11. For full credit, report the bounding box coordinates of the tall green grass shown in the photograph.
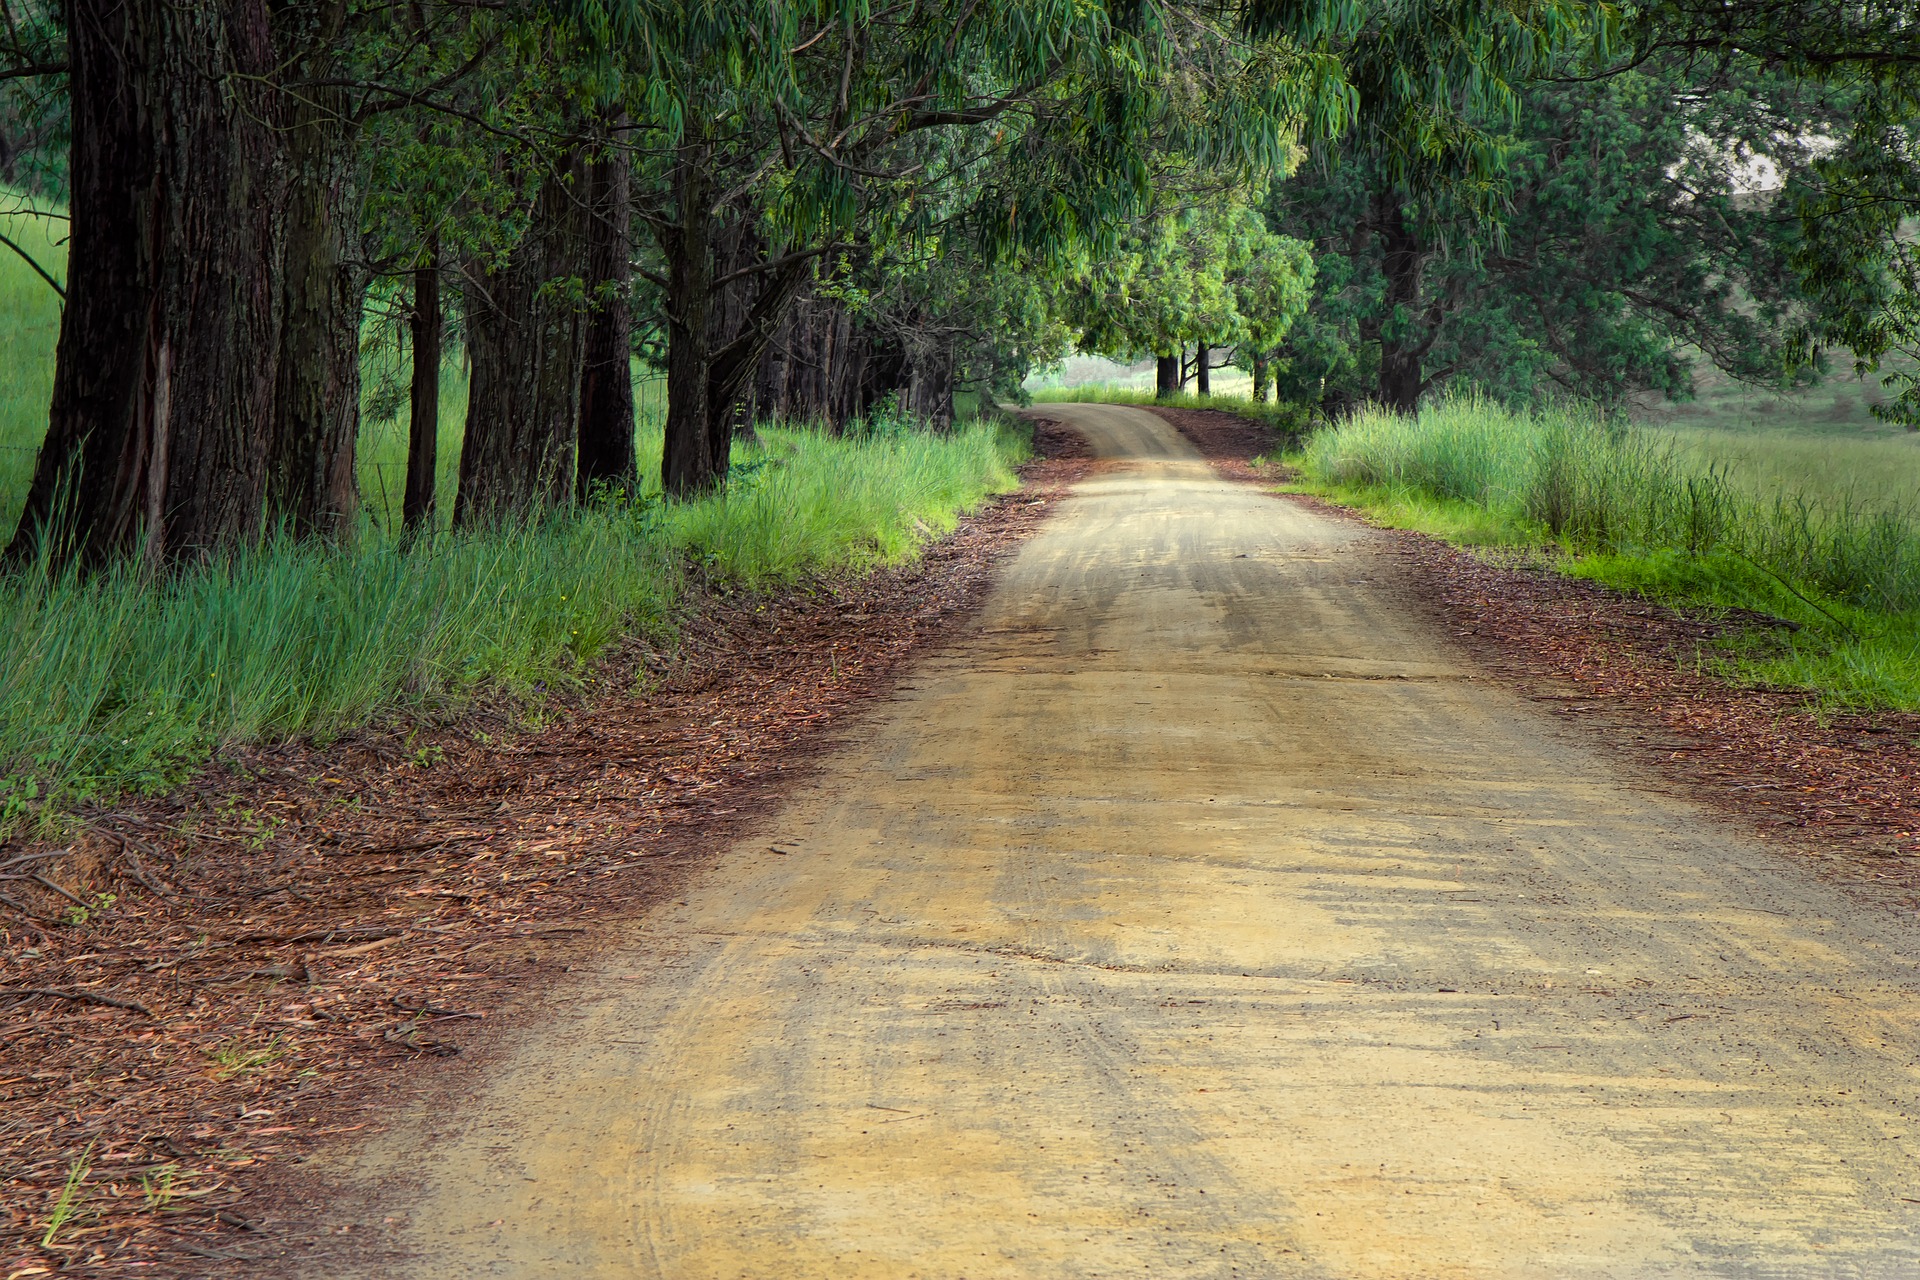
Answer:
[0,193,65,540]
[0,420,1027,827]
[1295,394,1920,710]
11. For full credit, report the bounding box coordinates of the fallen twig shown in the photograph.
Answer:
[2,987,154,1017]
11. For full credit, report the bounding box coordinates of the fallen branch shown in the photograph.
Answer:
[3,987,154,1017]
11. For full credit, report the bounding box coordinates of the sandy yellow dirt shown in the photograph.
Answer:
[313,404,1920,1278]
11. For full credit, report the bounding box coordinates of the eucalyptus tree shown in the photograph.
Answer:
[1639,0,1920,426]
[585,0,1348,494]
[3,0,513,565]
[1249,0,1606,412]
[1266,52,1824,413]
[1062,196,1314,397]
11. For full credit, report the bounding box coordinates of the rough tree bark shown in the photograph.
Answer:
[267,76,364,540]
[7,0,285,568]
[1252,350,1271,402]
[1195,343,1212,396]
[1155,354,1179,399]
[658,138,717,497]
[404,242,441,531]
[907,332,955,430]
[456,154,590,525]
[1374,193,1428,414]
[656,138,815,495]
[577,135,636,499]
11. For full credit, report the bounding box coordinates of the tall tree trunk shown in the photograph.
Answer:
[7,0,284,568]
[1252,350,1271,403]
[577,135,636,500]
[404,242,441,532]
[1375,193,1426,414]
[658,140,717,497]
[908,333,955,429]
[456,154,589,525]
[1195,343,1212,396]
[268,90,363,540]
[1155,354,1179,400]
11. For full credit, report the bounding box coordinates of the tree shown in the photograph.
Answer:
[1267,54,1822,413]
[1248,0,1604,413]
[1061,196,1314,397]
[591,0,1347,494]
[3,0,506,565]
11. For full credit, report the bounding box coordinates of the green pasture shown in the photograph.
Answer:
[1293,394,1920,713]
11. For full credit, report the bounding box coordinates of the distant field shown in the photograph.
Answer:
[0,192,65,540]
[1634,357,1920,531]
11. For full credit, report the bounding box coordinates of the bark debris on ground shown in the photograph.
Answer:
[0,422,1094,1277]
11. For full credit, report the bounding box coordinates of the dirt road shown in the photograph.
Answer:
[316,404,1920,1278]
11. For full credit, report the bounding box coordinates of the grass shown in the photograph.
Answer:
[1293,394,1920,711]
[41,1141,92,1248]
[0,417,1027,828]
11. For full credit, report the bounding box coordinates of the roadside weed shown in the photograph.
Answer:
[210,1034,287,1079]
[41,1141,93,1247]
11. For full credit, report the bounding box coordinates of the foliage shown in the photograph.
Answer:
[1061,195,1315,361]
[1267,48,1827,413]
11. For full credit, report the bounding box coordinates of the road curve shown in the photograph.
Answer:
[321,404,1920,1278]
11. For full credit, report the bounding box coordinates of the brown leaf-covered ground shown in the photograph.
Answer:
[1151,404,1920,890]
[0,422,1095,1278]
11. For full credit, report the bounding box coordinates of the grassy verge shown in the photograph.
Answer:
[0,418,1029,830]
[1291,395,1920,711]
[1028,385,1309,437]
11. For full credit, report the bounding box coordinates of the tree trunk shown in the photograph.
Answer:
[456,154,589,525]
[577,138,636,500]
[908,334,955,429]
[658,140,717,497]
[1252,350,1271,403]
[1195,343,1212,396]
[1155,354,1179,400]
[267,91,363,540]
[7,0,284,568]
[1375,193,1426,414]
[404,244,441,532]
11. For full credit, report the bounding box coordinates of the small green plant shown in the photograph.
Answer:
[61,891,116,927]
[41,1141,93,1247]
[209,1033,287,1079]
[140,1164,182,1213]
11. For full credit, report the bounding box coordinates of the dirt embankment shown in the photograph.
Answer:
[0,423,1093,1277]
[1151,403,1920,887]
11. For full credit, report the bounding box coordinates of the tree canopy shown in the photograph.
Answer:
[0,0,1917,572]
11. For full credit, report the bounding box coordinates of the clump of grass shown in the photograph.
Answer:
[209,1034,287,1079]
[0,418,1025,830]
[1294,393,1920,710]
[41,1140,93,1247]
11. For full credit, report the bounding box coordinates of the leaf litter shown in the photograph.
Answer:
[0,427,1094,1276]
